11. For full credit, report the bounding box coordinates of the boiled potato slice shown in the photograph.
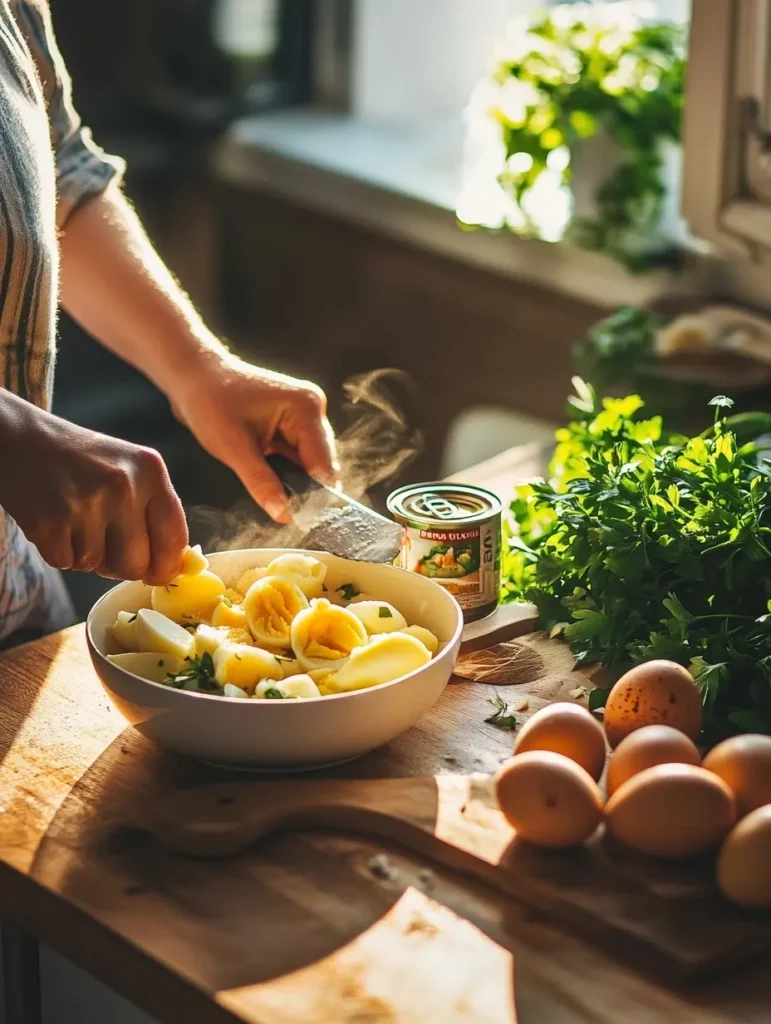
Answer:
[194,624,231,658]
[348,600,407,635]
[213,643,282,694]
[401,624,440,655]
[244,576,309,647]
[266,553,327,599]
[135,609,195,660]
[332,632,430,691]
[291,599,368,672]
[211,596,249,630]
[107,651,186,683]
[151,570,226,624]
[280,674,322,699]
[223,683,250,699]
[254,679,288,699]
[110,610,139,652]
[180,544,209,575]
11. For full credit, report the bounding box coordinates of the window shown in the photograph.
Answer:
[349,1,691,260]
[682,0,771,257]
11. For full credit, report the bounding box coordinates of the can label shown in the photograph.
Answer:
[396,519,499,612]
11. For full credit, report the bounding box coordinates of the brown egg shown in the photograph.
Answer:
[717,805,771,908]
[702,734,771,818]
[495,750,604,848]
[512,702,607,781]
[603,660,702,749]
[606,725,701,797]
[605,763,736,859]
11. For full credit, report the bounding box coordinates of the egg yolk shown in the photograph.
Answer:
[304,606,365,661]
[249,578,307,639]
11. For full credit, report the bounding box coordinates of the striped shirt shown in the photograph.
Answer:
[0,0,124,642]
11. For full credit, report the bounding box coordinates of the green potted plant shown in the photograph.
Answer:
[459,3,686,271]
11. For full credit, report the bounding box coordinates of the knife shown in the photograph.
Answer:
[187,455,403,564]
[266,454,403,563]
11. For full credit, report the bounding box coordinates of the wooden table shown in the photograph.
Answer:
[1,445,769,1024]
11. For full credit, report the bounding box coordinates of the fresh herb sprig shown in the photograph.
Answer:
[485,695,519,730]
[166,652,219,692]
[503,379,771,744]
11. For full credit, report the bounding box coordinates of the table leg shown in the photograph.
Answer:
[1,924,42,1024]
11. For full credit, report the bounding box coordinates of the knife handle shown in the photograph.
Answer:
[266,454,324,501]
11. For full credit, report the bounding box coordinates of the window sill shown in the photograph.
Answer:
[212,108,712,310]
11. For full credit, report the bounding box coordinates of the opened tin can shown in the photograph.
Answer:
[387,483,502,622]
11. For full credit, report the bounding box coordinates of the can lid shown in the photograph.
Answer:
[387,483,502,526]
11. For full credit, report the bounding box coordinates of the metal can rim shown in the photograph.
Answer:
[387,482,502,528]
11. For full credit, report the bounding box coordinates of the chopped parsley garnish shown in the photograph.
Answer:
[166,652,218,691]
[234,653,242,661]
[222,596,232,608]
[337,583,360,602]
[263,687,284,699]
[157,659,165,668]
[378,606,393,618]
[485,695,519,730]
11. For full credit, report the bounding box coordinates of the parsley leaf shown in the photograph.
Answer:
[337,583,360,602]
[378,606,393,618]
[485,695,519,730]
[165,652,218,692]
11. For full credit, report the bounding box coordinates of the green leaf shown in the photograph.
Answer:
[689,658,726,709]
[663,594,692,625]
[728,710,770,733]
[588,686,609,711]
[564,610,607,643]
[485,695,520,730]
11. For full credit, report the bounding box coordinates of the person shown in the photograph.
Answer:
[0,0,338,645]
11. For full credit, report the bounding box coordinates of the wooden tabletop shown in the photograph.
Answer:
[0,444,769,1024]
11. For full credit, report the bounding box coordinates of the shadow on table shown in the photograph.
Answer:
[28,730,428,983]
[0,631,65,775]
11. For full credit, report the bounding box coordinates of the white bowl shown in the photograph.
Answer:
[86,549,463,770]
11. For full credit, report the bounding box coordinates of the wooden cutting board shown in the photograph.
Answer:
[146,771,771,983]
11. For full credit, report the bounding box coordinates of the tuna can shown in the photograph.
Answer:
[387,483,502,622]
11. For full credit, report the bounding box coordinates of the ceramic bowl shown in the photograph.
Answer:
[86,548,463,770]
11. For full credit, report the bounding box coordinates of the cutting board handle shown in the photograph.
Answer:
[147,774,520,897]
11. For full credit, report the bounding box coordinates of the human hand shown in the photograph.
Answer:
[0,393,188,583]
[169,355,339,523]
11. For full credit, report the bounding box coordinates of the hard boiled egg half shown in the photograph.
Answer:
[266,552,327,599]
[290,599,367,672]
[243,575,309,647]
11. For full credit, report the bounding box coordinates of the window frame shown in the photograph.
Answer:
[682,0,771,256]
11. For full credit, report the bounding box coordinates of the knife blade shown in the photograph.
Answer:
[266,454,403,563]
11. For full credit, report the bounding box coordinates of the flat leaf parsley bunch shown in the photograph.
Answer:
[502,380,771,743]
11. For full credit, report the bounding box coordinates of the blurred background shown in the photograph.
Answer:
[53,0,771,619]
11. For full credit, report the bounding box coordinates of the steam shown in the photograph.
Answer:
[189,369,422,553]
[336,369,422,501]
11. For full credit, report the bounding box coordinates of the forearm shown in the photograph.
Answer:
[58,185,228,398]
